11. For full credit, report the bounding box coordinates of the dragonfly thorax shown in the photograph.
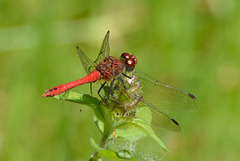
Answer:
[96,56,125,80]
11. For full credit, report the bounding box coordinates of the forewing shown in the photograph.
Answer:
[76,46,96,74]
[94,31,110,64]
[134,70,198,113]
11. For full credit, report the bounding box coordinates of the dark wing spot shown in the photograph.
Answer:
[53,87,58,90]
[171,119,179,125]
[188,93,196,100]
[80,109,82,112]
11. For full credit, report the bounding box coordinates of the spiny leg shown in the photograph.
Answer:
[120,76,128,89]
[97,82,107,101]
[122,72,133,79]
[120,73,135,90]
[107,78,122,105]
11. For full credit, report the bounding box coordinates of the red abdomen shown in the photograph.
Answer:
[42,70,101,97]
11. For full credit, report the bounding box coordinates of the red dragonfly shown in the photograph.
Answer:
[43,31,198,132]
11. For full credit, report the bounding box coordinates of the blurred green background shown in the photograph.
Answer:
[0,0,239,160]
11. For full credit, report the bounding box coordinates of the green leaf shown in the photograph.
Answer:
[53,91,107,122]
[53,91,170,152]
[54,91,100,106]
[114,123,147,142]
[90,138,137,161]
[116,150,133,159]
[94,116,104,134]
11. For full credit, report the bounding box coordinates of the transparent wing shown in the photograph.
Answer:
[141,105,181,132]
[110,77,181,132]
[134,70,198,113]
[110,70,198,132]
[76,31,110,74]
[76,46,96,75]
[94,31,110,64]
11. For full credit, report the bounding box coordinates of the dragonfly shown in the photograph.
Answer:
[43,31,198,132]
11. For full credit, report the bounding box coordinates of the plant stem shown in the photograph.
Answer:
[89,127,113,161]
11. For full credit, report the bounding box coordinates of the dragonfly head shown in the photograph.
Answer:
[121,53,137,72]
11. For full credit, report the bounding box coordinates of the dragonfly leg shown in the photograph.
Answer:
[107,79,122,105]
[122,72,133,79]
[120,73,135,90]
[120,75,128,89]
[90,83,93,95]
[97,82,107,100]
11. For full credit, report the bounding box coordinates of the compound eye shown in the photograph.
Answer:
[131,55,137,64]
[121,53,131,59]
[125,59,135,67]
[125,58,135,71]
